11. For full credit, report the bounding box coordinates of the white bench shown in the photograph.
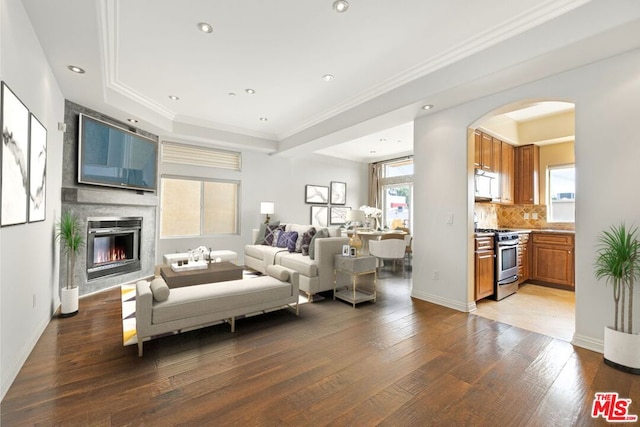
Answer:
[164,250,238,265]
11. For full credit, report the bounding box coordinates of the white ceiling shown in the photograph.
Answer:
[20,0,640,163]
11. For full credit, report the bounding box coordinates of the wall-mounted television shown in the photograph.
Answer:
[78,114,157,192]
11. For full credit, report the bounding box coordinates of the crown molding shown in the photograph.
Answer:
[99,0,176,121]
[279,0,591,141]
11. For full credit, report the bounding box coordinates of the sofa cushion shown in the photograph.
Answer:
[275,231,299,252]
[245,244,266,260]
[152,277,292,324]
[309,228,330,260]
[255,221,280,244]
[278,253,318,277]
[150,278,170,302]
[266,264,290,281]
[300,227,316,255]
[288,224,312,252]
[262,224,285,246]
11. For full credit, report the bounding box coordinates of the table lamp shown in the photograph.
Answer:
[260,202,275,224]
[346,210,365,255]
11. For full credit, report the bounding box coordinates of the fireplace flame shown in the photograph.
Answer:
[95,248,127,264]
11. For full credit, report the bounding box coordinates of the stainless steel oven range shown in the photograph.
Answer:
[476,229,520,300]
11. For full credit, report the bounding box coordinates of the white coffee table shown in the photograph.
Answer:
[164,250,238,265]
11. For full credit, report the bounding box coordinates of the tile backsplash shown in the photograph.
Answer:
[474,203,575,230]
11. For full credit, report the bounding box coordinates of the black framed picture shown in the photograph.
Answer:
[305,184,329,204]
[28,113,47,222]
[330,181,346,205]
[330,206,351,225]
[310,205,328,228]
[1,82,30,227]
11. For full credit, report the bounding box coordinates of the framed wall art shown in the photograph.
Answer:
[28,113,47,222]
[310,205,328,228]
[330,206,351,225]
[330,181,346,205]
[1,82,30,227]
[305,184,329,204]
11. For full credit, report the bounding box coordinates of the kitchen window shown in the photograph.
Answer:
[160,176,239,238]
[547,164,575,223]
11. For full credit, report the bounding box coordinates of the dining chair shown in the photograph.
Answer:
[369,238,407,276]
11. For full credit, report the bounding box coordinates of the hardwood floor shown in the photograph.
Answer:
[2,273,636,426]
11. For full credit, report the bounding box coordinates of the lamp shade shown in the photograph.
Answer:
[346,209,365,223]
[260,202,275,215]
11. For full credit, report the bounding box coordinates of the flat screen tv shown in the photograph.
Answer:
[78,114,157,192]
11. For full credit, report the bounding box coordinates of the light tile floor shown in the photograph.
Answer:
[474,283,575,342]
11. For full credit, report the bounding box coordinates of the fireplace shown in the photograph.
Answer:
[87,217,142,280]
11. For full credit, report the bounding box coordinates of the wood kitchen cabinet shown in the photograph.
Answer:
[517,232,530,285]
[501,142,514,204]
[474,131,497,172]
[531,232,574,288]
[515,144,540,205]
[475,236,495,300]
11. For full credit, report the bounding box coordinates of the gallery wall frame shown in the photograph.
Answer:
[29,113,47,222]
[305,184,329,204]
[330,181,346,205]
[310,205,328,228]
[330,206,351,225]
[1,81,30,227]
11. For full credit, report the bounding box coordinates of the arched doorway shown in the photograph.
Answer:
[469,100,576,342]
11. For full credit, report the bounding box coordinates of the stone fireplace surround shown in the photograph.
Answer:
[60,100,158,296]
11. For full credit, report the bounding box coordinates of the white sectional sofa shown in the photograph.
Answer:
[135,265,299,356]
[244,224,348,300]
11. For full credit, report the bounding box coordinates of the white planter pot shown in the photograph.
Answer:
[60,287,79,317]
[604,326,640,374]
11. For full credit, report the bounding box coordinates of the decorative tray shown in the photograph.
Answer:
[171,260,208,272]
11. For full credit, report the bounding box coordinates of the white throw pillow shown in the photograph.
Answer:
[266,265,290,282]
[150,278,170,302]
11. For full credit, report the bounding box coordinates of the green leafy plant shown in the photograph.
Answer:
[55,211,84,290]
[594,223,640,333]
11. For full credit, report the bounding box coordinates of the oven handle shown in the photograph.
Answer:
[498,275,519,286]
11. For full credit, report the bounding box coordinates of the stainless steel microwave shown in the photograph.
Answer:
[474,169,498,201]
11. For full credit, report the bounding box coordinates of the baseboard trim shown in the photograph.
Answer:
[411,290,475,312]
[572,333,604,354]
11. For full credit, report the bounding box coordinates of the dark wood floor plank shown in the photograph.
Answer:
[4,274,640,426]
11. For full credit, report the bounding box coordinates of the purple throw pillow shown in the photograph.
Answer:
[262,224,285,246]
[277,231,299,252]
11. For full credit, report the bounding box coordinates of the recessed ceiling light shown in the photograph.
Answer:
[245,88,256,94]
[422,104,434,110]
[197,22,213,33]
[259,117,268,122]
[127,118,138,123]
[169,95,180,101]
[322,74,334,82]
[228,92,237,96]
[333,0,349,13]
[67,65,85,74]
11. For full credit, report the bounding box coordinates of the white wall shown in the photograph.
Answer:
[156,147,368,264]
[412,47,640,352]
[1,0,65,399]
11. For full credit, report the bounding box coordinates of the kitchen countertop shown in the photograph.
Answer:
[474,229,575,237]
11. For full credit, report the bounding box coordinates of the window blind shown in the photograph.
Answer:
[161,141,241,171]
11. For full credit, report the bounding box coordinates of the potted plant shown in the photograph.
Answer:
[55,211,84,317]
[594,223,640,373]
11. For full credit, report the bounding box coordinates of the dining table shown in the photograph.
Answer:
[341,229,408,255]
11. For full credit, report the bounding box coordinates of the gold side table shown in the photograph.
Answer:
[333,254,377,307]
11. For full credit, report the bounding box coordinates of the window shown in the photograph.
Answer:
[548,165,575,223]
[160,177,239,238]
[378,158,413,230]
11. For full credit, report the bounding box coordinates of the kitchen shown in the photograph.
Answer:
[471,101,576,342]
